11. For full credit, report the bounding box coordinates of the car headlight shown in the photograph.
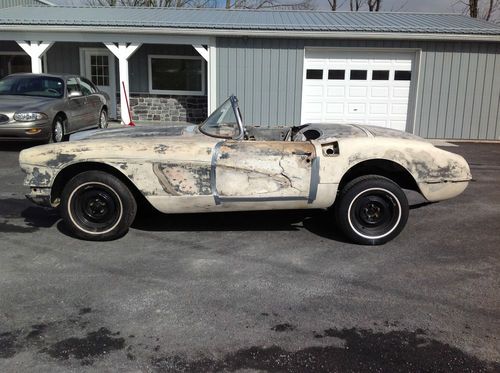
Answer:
[14,112,48,122]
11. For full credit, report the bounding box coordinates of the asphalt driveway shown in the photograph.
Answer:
[0,141,499,372]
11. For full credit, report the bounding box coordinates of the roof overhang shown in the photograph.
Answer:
[0,25,499,43]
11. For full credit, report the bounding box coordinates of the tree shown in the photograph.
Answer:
[460,0,499,20]
[367,0,381,11]
[327,0,337,11]
[89,0,313,10]
[340,0,381,12]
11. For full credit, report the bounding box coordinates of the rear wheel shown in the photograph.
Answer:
[98,108,108,129]
[60,171,137,241]
[334,175,409,245]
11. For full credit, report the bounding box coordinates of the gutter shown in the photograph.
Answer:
[0,25,499,42]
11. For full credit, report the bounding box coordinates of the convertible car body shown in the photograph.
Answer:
[19,96,471,244]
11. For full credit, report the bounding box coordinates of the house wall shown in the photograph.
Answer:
[216,37,500,140]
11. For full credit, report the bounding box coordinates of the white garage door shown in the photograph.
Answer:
[301,50,415,131]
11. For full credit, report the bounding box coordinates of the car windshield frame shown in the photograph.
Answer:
[199,96,244,140]
[0,75,65,98]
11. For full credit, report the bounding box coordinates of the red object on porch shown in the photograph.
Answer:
[122,81,135,127]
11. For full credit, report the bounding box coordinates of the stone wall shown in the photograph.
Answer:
[125,94,207,123]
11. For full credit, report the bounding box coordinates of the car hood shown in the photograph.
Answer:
[70,124,201,141]
[0,95,58,112]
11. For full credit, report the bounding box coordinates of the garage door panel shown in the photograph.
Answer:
[393,86,410,98]
[371,87,390,98]
[348,103,365,114]
[326,86,345,97]
[302,50,415,132]
[370,103,389,115]
[326,102,344,114]
[304,85,324,96]
[391,103,408,115]
[348,86,367,97]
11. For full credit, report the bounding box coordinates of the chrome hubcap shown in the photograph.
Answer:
[54,121,63,142]
[100,112,107,128]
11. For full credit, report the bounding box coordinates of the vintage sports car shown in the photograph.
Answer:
[19,96,471,244]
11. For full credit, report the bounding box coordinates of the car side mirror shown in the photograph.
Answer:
[68,90,83,98]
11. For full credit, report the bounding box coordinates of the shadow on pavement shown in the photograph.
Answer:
[0,141,44,152]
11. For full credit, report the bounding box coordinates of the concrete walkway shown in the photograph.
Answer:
[108,120,193,128]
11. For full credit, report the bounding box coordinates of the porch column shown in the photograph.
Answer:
[104,42,141,125]
[16,41,53,73]
[193,45,212,114]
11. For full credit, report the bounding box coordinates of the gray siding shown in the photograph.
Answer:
[216,37,500,140]
[0,40,23,51]
[46,42,102,75]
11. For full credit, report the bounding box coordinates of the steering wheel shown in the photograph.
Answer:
[46,88,60,95]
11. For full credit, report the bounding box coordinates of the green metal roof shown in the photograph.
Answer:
[0,6,499,36]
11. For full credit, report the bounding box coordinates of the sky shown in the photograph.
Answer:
[48,0,466,13]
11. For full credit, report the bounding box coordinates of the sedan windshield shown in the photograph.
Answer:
[0,75,64,98]
[199,98,242,139]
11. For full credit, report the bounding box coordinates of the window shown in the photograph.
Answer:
[78,77,97,95]
[350,70,367,80]
[306,69,323,80]
[66,77,80,96]
[328,69,345,80]
[395,70,412,81]
[372,70,389,80]
[149,55,205,95]
[90,55,109,86]
[0,75,64,98]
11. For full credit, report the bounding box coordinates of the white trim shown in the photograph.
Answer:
[16,40,53,73]
[347,187,402,240]
[147,54,206,96]
[67,181,124,236]
[1,26,499,43]
[208,44,217,114]
[36,0,56,5]
[193,44,209,62]
[104,42,142,125]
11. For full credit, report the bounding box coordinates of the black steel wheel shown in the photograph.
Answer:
[61,171,137,241]
[334,175,409,245]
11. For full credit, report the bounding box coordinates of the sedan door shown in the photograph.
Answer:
[78,77,101,127]
[65,77,87,132]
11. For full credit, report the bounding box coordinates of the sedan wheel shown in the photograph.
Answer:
[61,171,137,241]
[334,175,409,245]
[50,117,65,143]
[98,109,108,129]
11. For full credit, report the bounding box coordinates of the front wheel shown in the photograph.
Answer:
[60,171,137,241]
[334,175,409,245]
[49,116,66,143]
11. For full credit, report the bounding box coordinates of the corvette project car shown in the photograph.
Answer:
[19,96,471,244]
